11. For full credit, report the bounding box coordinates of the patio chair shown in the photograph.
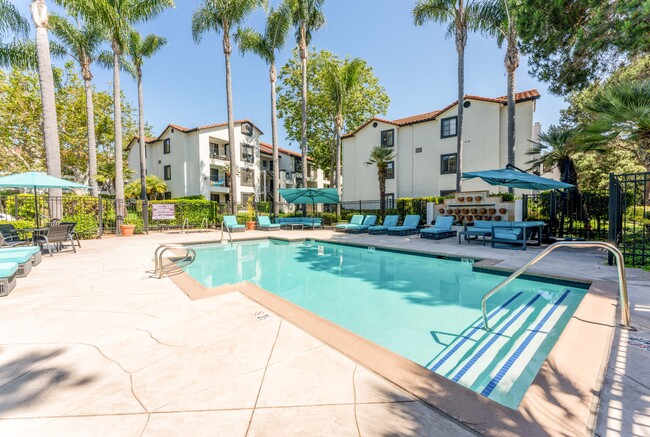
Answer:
[0,262,18,297]
[387,215,421,236]
[0,249,33,277]
[0,243,42,266]
[222,215,245,232]
[368,215,399,235]
[335,214,364,232]
[0,224,30,247]
[420,216,457,240]
[34,224,77,256]
[257,216,281,231]
[345,215,378,234]
[60,222,81,248]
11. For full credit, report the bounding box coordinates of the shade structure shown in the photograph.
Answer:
[278,188,340,205]
[0,172,90,226]
[462,168,574,191]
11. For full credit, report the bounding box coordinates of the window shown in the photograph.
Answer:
[164,191,172,200]
[164,165,171,180]
[262,160,268,169]
[440,116,458,138]
[381,129,394,147]
[241,193,254,204]
[209,168,221,186]
[415,147,422,153]
[294,159,302,173]
[241,144,254,163]
[384,193,395,209]
[241,168,254,187]
[440,153,457,175]
[163,138,171,154]
[386,161,395,179]
[440,189,456,197]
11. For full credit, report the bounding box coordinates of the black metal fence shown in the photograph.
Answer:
[339,198,429,223]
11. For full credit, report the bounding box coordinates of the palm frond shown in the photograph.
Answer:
[0,39,36,69]
[413,0,455,26]
[0,0,29,38]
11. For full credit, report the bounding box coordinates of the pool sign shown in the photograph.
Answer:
[152,204,175,220]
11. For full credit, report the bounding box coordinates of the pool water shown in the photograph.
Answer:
[184,239,588,409]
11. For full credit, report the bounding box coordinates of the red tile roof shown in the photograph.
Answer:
[125,136,158,151]
[259,142,314,161]
[342,89,540,138]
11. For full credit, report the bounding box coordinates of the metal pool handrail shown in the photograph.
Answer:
[481,241,632,331]
[220,221,233,244]
[154,243,196,279]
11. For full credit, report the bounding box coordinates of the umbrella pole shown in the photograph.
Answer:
[34,187,39,228]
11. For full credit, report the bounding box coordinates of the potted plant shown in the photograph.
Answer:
[475,195,482,202]
[245,198,256,230]
[458,196,465,203]
[120,223,136,236]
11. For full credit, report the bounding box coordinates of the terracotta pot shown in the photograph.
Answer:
[458,215,465,221]
[438,208,445,214]
[466,215,474,221]
[246,221,256,230]
[499,208,507,214]
[479,208,487,214]
[461,208,469,214]
[446,209,453,215]
[470,208,478,214]
[488,208,497,214]
[484,215,492,221]
[474,215,482,220]
[458,196,465,202]
[494,215,502,221]
[120,224,136,236]
[475,196,482,202]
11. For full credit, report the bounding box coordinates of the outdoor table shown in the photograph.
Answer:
[16,228,48,245]
[281,223,304,230]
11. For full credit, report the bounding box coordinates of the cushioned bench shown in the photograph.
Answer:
[274,217,323,229]
[458,220,492,245]
[491,221,545,250]
[0,262,18,297]
[0,246,42,266]
[0,250,32,277]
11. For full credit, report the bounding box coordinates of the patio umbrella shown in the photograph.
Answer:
[278,188,340,209]
[0,172,90,226]
[462,167,574,191]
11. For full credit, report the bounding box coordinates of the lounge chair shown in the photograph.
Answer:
[0,224,30,247]
[222,215,245,232]
[368,215,399,235]
[420,216,457,240]
[344,215,378,234]
[387,215,421,235]
[0,262,18,297]
[60,222,81,247]
[458,220,492,245]
[257,216,281,231]
[335,214,364,232]
[33,224,77,256]
[0,244,42,266]
[0,249,32,277]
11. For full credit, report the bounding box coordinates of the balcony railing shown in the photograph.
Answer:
[210,152,229,161]
[210,179,229,188]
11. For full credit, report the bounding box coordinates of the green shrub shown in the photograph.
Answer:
[0,219,35,230]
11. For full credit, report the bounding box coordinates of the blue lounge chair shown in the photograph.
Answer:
[222,215,245,232]
[368,215,399,235]
[0,250,32,277]
[345,215,378,234]
[257,216,281,231]
[420,216,457,240]
[0,245,41,266]
[335,215,364,232]
[458,220,492,245]
[387,215,421,235]
[0,262,18,297]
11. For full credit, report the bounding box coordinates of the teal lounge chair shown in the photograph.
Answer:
[0,245,41,266]
[222,215,245,232]
[257,216,281,231]
[0,262,18,297]
[420,216,456,240]
[345,215,378,234]
[0,250,32,277]
[387,215,421,235]
[368,215,399,235]
[335,215,364,232]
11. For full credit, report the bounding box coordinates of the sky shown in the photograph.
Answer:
[13,0,567,152]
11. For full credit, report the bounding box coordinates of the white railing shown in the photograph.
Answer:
[153,244,196,279]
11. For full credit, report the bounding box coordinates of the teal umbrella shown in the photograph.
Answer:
[279,188,339,207]
[462,167,574,190]
[0,172,90,226]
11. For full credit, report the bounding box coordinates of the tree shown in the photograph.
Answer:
[414,0,483,192]
[96,160,134,195]
[49,14,104,197]
[31,0,63,217]
[235,5,290,217]
[277,49,389,174]
[60,0,174,228]
[125,175,166,200]
[365,146,396,217]
[286,0,325,189]
[192,0,264,214]
[322,57,364,204]
[512,0,650,95]
[527,125,581,186]
[124,30,167,230]
[0,0,33,68]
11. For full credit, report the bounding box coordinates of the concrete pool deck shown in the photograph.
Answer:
[0,229,648,436]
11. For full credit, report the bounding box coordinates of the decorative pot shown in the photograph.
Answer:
[466,215,473,221]
[479,208,487,214]
[246,221,256,230]
[488,208,497,214]
[446,209,453,215]
[494,215,502,221]
[438,208,445,214]
[461,208,469,214]
[474,215,482,220]
[120,224,136,236]
[475,196,482,202]
[499,208,507,214]
[484,215,492,221]
[458,196,465,202]
[458,215,465,221]
[470,208,478,214]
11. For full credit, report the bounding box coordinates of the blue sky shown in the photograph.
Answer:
[15,0,566,151]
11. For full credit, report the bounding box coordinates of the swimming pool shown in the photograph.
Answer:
[184,239,588,409]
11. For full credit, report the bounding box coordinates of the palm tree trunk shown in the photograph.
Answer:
[223,30,238,214]
[31,0,62,221]
[378,167,386,217]
[270,64,280,216]
[299,27,308,190]
[505,30,519,194]
[334,116,342,216]
[137,71,149,232]
[83,75,99,197]
[112,44,125,229]
[455,28,466,193]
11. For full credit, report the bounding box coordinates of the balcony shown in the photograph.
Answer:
[209,178,229,193]
[209,152,230,162]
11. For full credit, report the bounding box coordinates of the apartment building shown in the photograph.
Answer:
[126,119,326,203]
[341,90,542,203]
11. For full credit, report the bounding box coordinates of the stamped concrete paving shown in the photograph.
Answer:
[0,229,648,436]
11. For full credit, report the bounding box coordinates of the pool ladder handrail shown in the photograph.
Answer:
[220,221,233,245]
[153,243,197,279]
[481,241,632,331]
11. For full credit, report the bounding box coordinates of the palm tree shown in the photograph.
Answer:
[527,125,582,185]
[124,30,167,229]
[365,146,396,217]
[480,0,518,192]
[96,160,134,195]
[49,14,104,197]
[125,175,167,200]
[235,6,290,217]
[192,0,265,214]
[323,57,364,206]
[287,0,325,188]
[60,0,174,229]
[414,0,482,192]
[0,0,33,68]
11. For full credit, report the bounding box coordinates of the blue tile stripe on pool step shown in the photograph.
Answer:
[428,291,524,372]
[480,289,571,398]
[451,293,542,383]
